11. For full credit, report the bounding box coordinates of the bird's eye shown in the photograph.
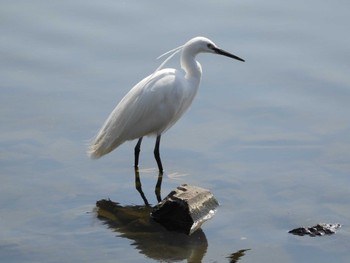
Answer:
[207,43,214,49]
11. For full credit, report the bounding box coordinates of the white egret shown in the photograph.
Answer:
[88,36,244,173]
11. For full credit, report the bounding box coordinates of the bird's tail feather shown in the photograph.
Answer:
[87,135,105,159]
[87,140,104,159]
[87,130,121,159]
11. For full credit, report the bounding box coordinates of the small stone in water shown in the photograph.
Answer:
[288,223,341,237]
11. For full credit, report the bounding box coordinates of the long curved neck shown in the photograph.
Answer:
[180,48,202,81]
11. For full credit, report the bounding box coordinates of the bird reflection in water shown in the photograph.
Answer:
[95,170,208,262]
[134,167,163,206]
[95,168,250,262]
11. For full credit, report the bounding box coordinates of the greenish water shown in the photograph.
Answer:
[1,0,350,262]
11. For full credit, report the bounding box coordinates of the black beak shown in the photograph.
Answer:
[213,47,245,62]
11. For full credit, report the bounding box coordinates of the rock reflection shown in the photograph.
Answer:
[96,199,208,262]
[95,168,250,262]
[227,249,250,263]
[96,167,207,262]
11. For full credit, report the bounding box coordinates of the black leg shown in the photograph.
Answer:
[134,137,143,169]
[154,135,163,173]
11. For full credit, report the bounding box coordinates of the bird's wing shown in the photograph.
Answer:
[88,69,183,158]
[118,69,183,138]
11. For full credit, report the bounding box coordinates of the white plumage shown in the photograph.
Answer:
[88,36,244,172]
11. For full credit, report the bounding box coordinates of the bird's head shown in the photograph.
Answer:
[185,36,245,62]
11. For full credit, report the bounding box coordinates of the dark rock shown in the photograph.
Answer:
[289,223,341,237]
[151,184,219,235]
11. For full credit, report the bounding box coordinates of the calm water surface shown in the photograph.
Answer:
[1,0,350,262]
